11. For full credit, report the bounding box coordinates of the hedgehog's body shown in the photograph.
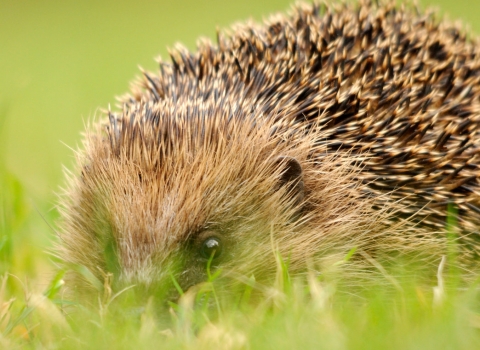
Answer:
[59,1,480,301]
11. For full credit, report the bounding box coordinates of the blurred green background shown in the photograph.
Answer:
[0,0,479,275]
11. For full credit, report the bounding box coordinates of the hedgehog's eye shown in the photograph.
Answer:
[200,236,222,260]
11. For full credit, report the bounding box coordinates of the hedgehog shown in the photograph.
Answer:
[58,0,480,304]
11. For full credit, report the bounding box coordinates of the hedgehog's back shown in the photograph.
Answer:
[121,1,480,232]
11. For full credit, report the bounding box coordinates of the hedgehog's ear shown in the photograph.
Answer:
[274,156,305,206]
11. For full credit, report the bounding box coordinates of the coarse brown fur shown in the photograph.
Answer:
[58,0,480,303]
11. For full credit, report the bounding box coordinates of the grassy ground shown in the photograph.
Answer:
[1,246,480,349]
[2,0,480,348]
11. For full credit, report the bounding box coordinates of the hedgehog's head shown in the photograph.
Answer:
[58,98,444,307]
[60,99,308,301]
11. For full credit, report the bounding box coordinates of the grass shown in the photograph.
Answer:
[2,0,480,348]
[1,242,480,349]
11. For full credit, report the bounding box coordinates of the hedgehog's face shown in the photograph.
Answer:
[61,108,310,303]
[97,151,305,300]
